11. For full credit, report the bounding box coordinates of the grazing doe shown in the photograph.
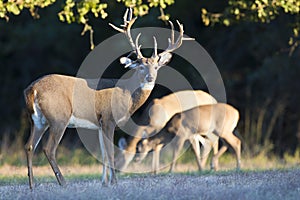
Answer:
[135,103,241,173]
[135,123,219,174]
[116,90,217,171]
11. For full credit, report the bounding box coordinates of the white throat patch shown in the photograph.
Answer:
[141,82,155,90]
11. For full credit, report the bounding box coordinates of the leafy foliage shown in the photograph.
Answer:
[0,0,56,20]
[201,0,300,54]
[1,1,299,51]
[0,0,175,49]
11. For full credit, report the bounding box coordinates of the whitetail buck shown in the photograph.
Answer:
[24,8,193,188]
[115,90,217,171]
[135,123,219,174]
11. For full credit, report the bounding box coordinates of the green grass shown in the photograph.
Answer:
[0,175,28,186]
[2,167,299,188]
[0,146,99,167]
[1,146,299,178]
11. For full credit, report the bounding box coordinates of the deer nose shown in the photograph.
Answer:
[146,75,154,82]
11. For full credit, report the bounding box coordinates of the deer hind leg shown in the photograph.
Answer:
[25,122,48,189]
[212,144,227,171]
[43,124,67,186]
[221,132,241,170]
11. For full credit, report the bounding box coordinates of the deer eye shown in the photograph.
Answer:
[139,66,146,71]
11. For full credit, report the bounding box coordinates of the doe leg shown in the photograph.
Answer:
[200,138,213,171]
[189,135,203,171]
[221,132,241,170]
[169,137,185,173]
[211,143,227,171]
[152,145,163,174]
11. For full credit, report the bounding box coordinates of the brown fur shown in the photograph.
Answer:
[115,90,218,171]
[169,103,241,171]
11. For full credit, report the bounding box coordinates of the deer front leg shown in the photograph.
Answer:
[98,128,108,185]
[43,125,67,186]
[203,133,220,171]
[200,138,213,171]
[152,144,163,174]
[25,123,48,189]
[102,122,117,185]
[189,135,202,171]
[169,137,185,173]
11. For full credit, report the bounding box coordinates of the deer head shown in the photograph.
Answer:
[109,8,194,90]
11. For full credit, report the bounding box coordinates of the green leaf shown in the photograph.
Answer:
[58,13,65,22]
[6,3,20,15]
[223,19,230,26]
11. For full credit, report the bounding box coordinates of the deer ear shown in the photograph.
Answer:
[142,139,148,145]
[158,53,172,66]
[120,57,132,65]
[120,57,138,69]
[118,137,127,150]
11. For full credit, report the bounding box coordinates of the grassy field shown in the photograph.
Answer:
[0,147,299,199]
[1,146,300,178]
[0,151,299,183]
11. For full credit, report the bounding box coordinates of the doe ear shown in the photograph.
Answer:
[142,139,149,145]
[158,53,172,66]
[118,137,128,150]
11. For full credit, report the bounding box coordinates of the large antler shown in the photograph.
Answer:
[109,8,144,59]
[156,20,194,58]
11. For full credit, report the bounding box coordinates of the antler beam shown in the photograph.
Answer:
[109,8,144,59]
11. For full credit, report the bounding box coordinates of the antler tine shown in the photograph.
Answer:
[109,8,145,58]
[109,23,125,33]
[168,21,175,45]
[153,36,158,58]
[122,8,129,25]
[176,20,195,41]
[174,20,184,48]
[128,7,133,22]
[135,33,144,59]
[158,20,194,56]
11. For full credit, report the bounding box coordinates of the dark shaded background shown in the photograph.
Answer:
[0,1,299,160]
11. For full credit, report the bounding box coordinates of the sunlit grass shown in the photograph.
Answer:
[0,146,299,181]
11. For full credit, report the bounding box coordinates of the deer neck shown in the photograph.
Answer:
[119,74,153,92]
[126,136,143,152]
[117,71,154,115]
[123,124,147,152]
[129,88,152,114]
